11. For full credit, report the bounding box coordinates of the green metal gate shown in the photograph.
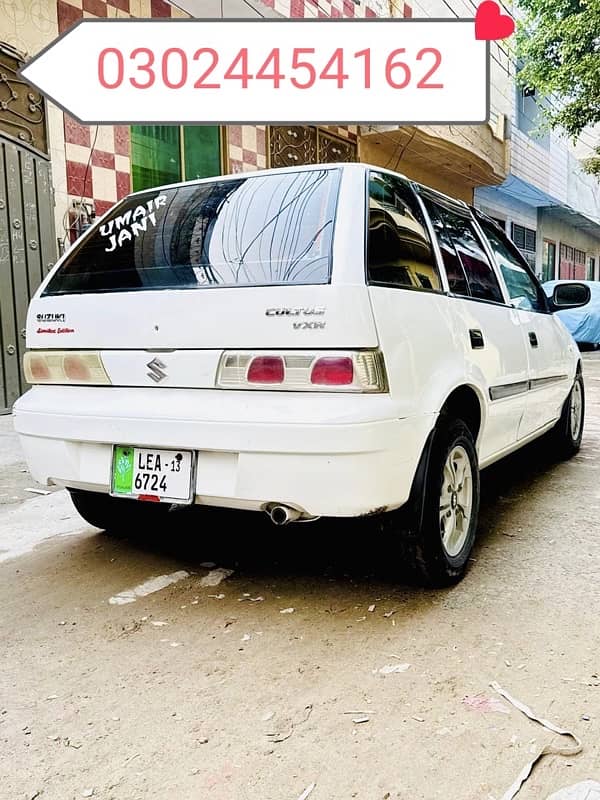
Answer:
[0,42,57,413]
[0,138,57,413]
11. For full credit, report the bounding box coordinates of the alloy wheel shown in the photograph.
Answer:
[570,380,583,441]
[439,445,473,558]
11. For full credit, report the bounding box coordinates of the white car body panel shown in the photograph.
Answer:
[28,284,378,353]
[515,308,576,438]
[15,386,435,516]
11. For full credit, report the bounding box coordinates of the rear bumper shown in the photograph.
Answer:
[14,386,435,517]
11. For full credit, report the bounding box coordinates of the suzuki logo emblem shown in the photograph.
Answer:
[146,357,167,383]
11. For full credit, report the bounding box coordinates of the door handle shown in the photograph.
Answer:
[469,329,485,349]
[529,331,538,348]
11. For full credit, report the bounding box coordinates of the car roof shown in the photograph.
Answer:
[124,162,470,210]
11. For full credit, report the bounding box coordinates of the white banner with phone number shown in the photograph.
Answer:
[21,19,489,125]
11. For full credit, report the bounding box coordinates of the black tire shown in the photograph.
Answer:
[381,418,480,587]
[68,488,173,532]
[550,372,585,459]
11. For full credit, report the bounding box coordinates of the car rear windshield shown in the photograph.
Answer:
[44,169,341,295]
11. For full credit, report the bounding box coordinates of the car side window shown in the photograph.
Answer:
[423,199,504,304]
[422,201,469,295]
[367,173,442,292]
[478,218,545,312]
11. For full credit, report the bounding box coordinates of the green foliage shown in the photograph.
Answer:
[516,0,600,174]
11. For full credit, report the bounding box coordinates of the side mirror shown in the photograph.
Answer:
[551,283,591,311]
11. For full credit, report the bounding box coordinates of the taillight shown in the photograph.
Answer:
[24,351,110,385]
[310,356,353,386]
[217,350,387,392]
[247,355,285,384]
[27,354,51,382]
[63,354,91,382]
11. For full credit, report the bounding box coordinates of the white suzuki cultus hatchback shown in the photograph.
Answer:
[14,164,590,584]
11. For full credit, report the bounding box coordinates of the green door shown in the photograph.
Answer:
[541,240,556,282]
[0,136,57,412]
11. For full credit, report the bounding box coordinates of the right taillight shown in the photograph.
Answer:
[310,356,354,386]
[217,350,387,392]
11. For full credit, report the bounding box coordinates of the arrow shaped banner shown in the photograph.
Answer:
[20,19,489,125]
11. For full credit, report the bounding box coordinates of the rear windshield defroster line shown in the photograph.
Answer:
[44,169,341,296]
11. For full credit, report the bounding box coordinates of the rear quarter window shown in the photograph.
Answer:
[44,169,341,295]
[367,172,442,292]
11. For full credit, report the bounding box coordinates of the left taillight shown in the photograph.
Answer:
[247,355,285,384]
[24,351,111,385]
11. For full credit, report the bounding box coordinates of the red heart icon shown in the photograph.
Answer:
[475,0,515,40]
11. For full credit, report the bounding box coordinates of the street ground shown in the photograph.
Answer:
[1,356,600,800]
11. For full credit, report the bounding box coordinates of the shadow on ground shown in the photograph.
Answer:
[94,431,565,588]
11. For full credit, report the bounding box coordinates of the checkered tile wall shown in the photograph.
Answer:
[58,0,183,223]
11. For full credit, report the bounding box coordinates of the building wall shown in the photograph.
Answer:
[538,212,600,280]
[566,151,600,223]
[1,0,57,56]
[512,105,600,225]
[360,133,473,201]
[474,185,538,230]
[359,0,512,202]
[538,216,600,259]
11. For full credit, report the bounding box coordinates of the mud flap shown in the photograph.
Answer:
[402,423,437,531]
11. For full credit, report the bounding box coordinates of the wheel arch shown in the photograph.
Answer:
[404,382,485,532]
[438,383,485,447]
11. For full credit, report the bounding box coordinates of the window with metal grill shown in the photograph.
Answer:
[560,244,574,261]
[511,223,537,253]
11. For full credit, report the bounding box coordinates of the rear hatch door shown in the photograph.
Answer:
[28,167,377,388]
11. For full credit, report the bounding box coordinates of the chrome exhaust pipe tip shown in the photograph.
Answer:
[268,504,301,526]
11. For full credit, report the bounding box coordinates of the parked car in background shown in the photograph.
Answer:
[543,280,600,350]
[13,164,591,586]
